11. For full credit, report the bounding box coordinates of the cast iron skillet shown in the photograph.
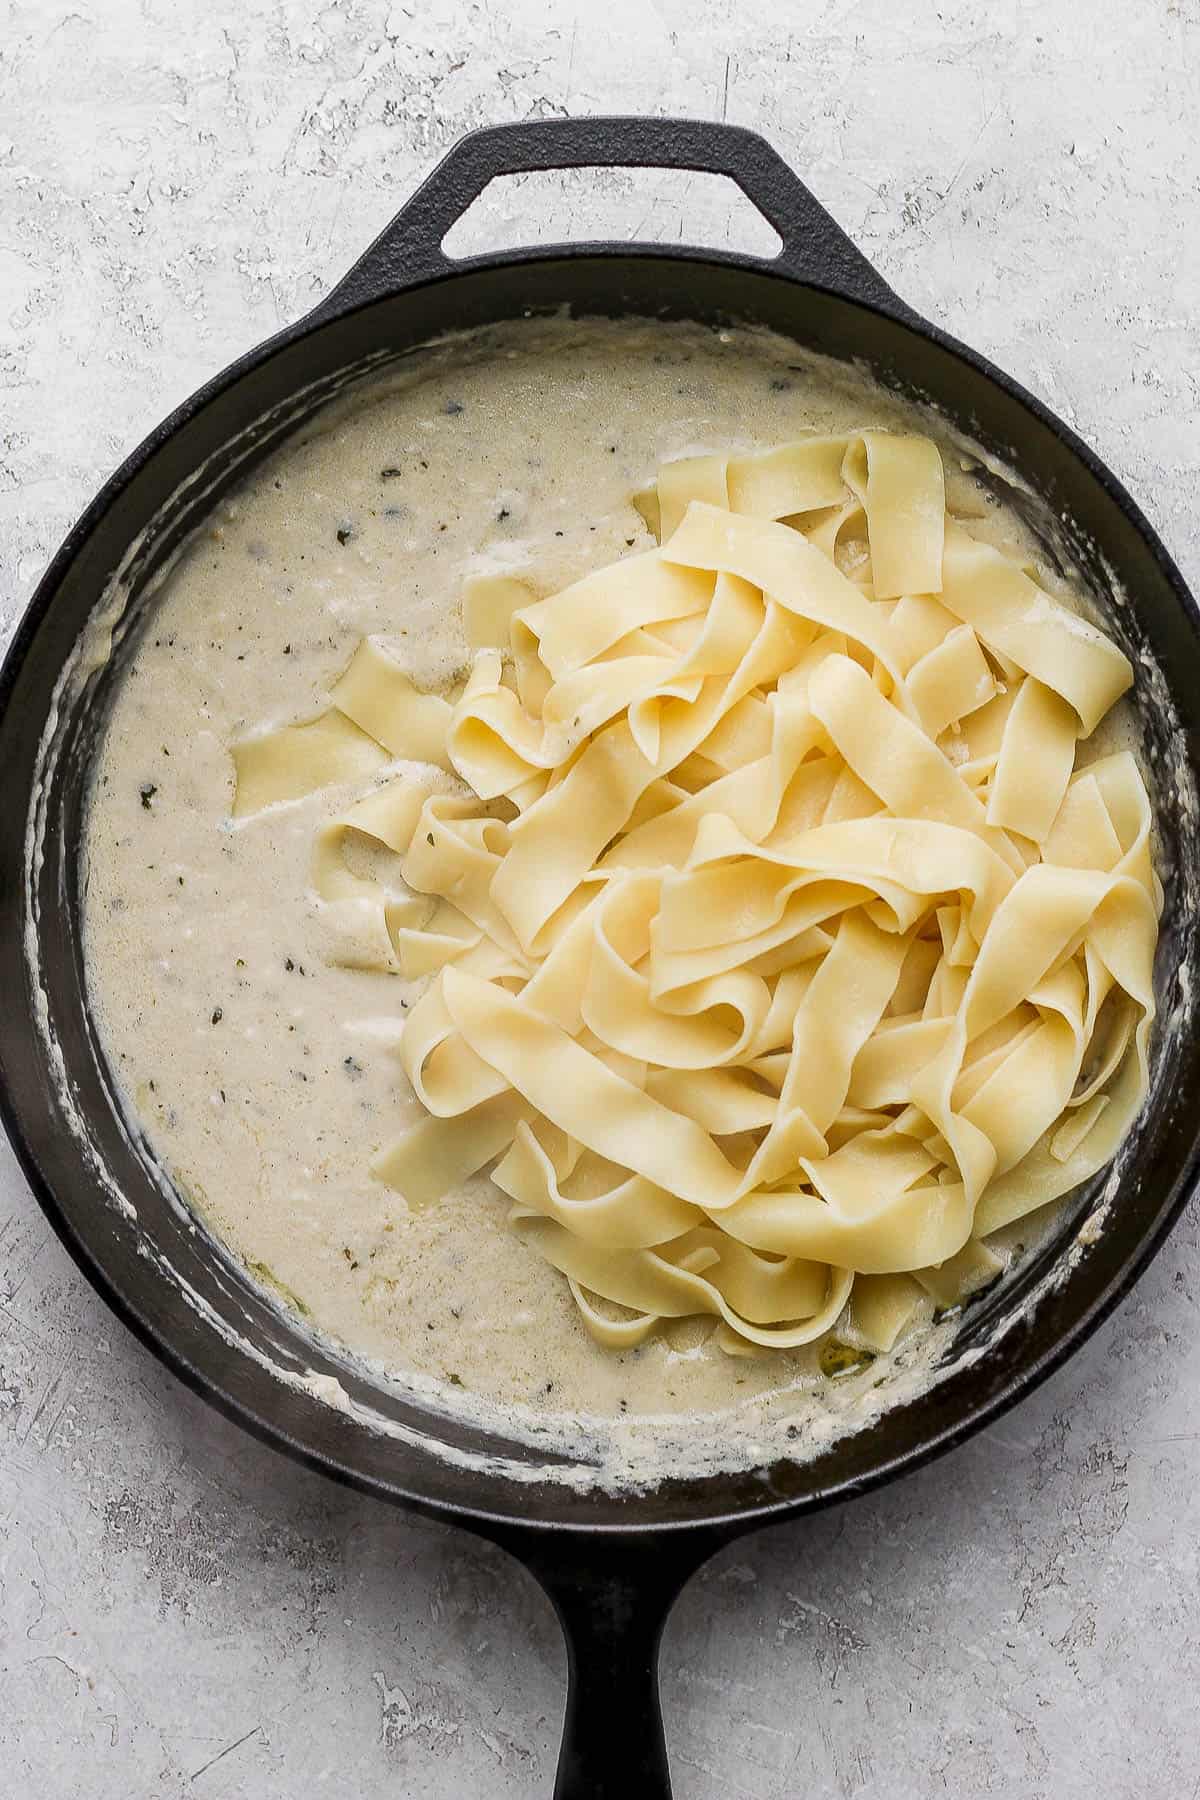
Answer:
[1,117,1198,1798]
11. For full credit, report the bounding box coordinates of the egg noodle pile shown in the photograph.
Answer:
[233,431,1158,1359]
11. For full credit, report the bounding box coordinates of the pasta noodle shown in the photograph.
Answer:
[232,430,1159,1361]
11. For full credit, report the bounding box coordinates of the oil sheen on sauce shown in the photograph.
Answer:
[82,318,1134,1462]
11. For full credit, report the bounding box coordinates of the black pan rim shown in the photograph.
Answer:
[2,242,1197,1539]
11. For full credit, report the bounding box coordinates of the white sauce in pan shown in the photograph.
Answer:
[81,318,1139,1471]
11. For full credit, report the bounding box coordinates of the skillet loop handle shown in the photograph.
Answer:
[312,116,906,320]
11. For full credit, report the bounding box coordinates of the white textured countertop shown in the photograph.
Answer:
[3,3,1199,1795]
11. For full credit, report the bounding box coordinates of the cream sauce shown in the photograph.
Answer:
[82,317,1138,1460]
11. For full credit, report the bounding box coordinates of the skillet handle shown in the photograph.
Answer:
[312,115,906,319]
[484,1524,728,1799]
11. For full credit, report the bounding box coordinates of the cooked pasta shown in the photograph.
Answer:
[233,430,1159,1359]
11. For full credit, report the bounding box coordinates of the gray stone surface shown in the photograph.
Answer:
[2,2,1199,1794]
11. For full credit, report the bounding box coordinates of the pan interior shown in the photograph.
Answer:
[5,255,1199,1529]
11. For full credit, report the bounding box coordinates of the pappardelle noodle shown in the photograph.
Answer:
[232,430,1159,1360]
